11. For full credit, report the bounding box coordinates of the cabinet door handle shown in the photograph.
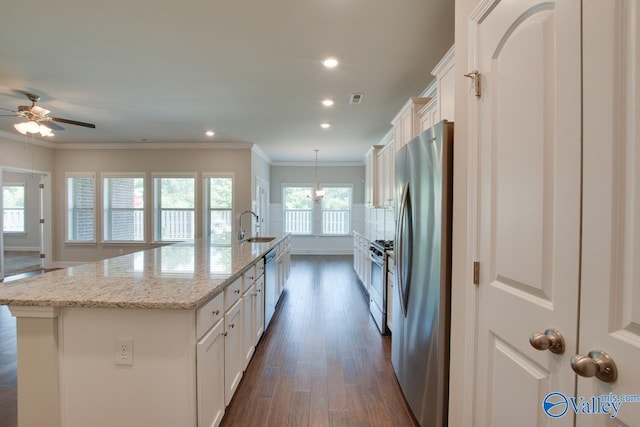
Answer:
[229,323,235,328]
[234,289,240,294]
[222,332,228,337]
[212,310,220,316]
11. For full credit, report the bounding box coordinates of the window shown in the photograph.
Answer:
[283,185,314,235]
[283,184,353,236]
[321,186,352,235]
[103,175,145,242]
[3,184,25,233]
[153,175,195,241]
[204,175,233,244]
[67,174,96,242]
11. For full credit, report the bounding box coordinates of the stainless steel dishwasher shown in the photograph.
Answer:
[264,248,277,330]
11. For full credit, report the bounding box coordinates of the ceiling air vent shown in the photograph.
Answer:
[349,93,364,104]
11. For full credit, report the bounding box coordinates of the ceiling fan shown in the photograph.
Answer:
[0,91,96,136]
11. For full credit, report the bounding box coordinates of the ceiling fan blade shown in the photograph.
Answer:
[31,105,50,116]
[47,121,65,131]
[50,117,96,129]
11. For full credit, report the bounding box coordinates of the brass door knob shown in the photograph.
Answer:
[529,328,565,354]
[570,350,617,383]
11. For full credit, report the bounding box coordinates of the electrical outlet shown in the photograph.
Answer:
[115,338,134,366]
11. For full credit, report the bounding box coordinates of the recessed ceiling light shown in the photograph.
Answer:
[322,57,339,68]
[320,122,331,129]
[322,99,334,107]
[205,131,215,137]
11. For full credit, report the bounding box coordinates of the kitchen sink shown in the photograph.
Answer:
[246,236,276,242]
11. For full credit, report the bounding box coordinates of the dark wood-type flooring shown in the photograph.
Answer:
[221,255,415,426]
[0,255,415,427]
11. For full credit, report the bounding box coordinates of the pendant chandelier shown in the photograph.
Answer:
[313,149,325,201]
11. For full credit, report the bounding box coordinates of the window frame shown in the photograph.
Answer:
[2,182,26,234]
[152,173,197,243]
[65,172,97,244]
[282,184,315,236]
[203,172,234,244]
[101,173,146,244]
[319,184,353,236]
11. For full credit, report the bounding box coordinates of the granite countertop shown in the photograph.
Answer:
[0,236,288,310]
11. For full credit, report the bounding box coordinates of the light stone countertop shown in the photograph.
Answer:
[0,236,288,310]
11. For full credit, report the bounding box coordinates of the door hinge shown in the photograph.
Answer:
[40,219,45,224]
[39,183,44,189]
[464,71,481,97]
[473,261,480,285]
[40,253,45,259]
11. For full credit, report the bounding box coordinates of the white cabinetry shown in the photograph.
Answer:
[386,254,394,333]
[353,233,372,293]
[376,142,395,208]
[391,97,431,152]
[364,145,384,207]
[197,316,225,427]
[223,299,242,406]
[275,238,291,299]
[196,293,225,427]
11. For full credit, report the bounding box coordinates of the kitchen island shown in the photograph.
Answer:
[0,235,291,427]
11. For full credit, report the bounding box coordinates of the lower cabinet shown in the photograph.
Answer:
[242,283,255,371]
[386,255,394,333]
[197,319,225,427]
[253,275,265,345]
[224,299,243,406]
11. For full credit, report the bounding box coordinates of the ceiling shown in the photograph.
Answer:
[0,0,454,163]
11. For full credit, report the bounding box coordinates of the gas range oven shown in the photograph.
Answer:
[369,239,393,334]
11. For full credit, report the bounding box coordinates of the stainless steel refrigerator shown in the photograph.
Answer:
[392,120,453,427]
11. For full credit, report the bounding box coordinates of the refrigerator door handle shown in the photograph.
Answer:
[396,182,412,316]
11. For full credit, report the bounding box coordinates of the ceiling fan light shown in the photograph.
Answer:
[39,124,52,137]
[14,122,29,135]
[25,120,41,134]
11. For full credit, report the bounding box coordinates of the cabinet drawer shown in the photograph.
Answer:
[255,259,265,278]
[243,265,256,293]
[197,293,224,339]
[225,276,243,310]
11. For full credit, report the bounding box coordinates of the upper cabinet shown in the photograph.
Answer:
[365,145,384,207]
[391,97,432,152]
[377,142,395,209]
[417,45,457,136]
[365,45,455,208]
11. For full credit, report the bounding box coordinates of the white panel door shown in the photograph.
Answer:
[579,1,640,424]
[471,0,581,425]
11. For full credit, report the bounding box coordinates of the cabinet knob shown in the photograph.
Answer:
[234,289,240,294]
[212,309,219,316]
[229,323,235,329]
[222,332,228,337]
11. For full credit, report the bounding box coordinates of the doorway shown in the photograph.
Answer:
[0,168,52,281]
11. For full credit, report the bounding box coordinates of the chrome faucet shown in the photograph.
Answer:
[238,210,259,241]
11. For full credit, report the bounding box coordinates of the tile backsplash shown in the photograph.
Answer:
[364,207,396,241]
